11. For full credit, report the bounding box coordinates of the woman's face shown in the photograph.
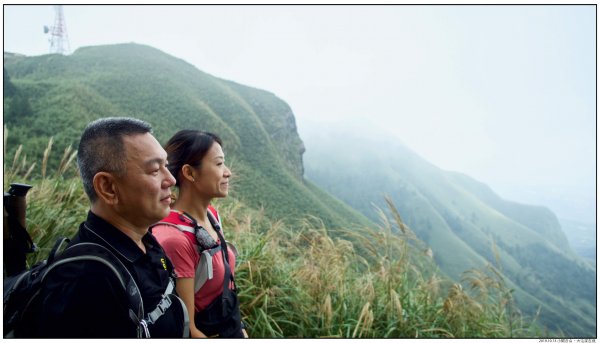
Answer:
[192,142,231,199]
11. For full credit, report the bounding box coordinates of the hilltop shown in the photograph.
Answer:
[3,43,369,230]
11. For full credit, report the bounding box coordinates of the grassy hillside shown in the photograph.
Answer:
[2,43,590,338]
[3,43,370,230]
[302,126,596,337]
[3,140,540,338]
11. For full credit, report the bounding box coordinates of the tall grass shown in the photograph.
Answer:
[219,195,541,338]
[4,128,87,265]
[3,133,540,338]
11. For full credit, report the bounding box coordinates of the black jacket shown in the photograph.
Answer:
[30,211,185,338]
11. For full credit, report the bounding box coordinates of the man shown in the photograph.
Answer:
[31,117,185,337]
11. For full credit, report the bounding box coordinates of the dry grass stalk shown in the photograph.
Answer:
[390,289,403,323]
[11,145,23,174]
[425,275,442,300]
[20,155,27,173]
[352,302,373,338]
[56,145,77,177]
[41,137,54,179]
[23,162,36,181]
[463,269,491,302]
[384,196,418,241]
[360,276,376,303]
[443,282,485,332]
[385,196,407,235]
[321,294,333,328]
[290,221,351,302]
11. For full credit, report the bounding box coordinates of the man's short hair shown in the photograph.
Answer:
[77,117,153,202]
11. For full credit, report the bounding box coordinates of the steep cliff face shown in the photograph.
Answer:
[223,81,306,179]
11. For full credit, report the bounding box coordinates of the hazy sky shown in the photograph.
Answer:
[3,5,596,222]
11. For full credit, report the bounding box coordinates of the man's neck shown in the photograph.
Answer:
[90,205,147,253]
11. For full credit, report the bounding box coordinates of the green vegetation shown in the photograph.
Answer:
[3,138,540,338]
[3,43,593,337]
[3,44,371,231]
[303,126,596,337]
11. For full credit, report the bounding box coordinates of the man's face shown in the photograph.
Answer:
[113,133,175,229]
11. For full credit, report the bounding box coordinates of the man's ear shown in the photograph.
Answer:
[93,172,118,205]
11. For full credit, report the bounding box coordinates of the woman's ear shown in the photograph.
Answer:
[93,172,118,205]
[181,164,196,183]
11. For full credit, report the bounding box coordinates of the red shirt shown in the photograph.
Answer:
[152,209,236,312]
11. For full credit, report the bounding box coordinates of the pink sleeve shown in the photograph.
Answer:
[153,225,198,279]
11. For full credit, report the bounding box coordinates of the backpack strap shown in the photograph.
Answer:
[145,277,175,324]
[152,221,222,293]
[142,277,190,338]
[50,241,188,338]
[3,236,76,337]
[196,246,222,293]
[154,208,237,295]
[49,242,146,336]
[207,209,237,302]
[208,205,220,226]
[153,222,195,235]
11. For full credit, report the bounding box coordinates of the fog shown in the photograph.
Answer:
[4,5,596,223]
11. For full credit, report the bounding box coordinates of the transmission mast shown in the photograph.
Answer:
[44,5,70,55]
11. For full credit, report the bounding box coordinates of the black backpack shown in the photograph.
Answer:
[3,237,189,338]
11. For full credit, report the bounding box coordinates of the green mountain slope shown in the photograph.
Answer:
[3,43,370,230]
[4,43,595,337]
[302,126,596,337]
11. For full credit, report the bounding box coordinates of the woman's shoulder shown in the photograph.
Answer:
[152,224,191,245]
[152,211,193,237]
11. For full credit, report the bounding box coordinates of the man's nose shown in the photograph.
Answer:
[164,168,176,187]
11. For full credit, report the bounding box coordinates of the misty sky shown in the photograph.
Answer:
[3,5,596,223]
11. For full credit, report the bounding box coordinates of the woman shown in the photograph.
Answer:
[152,130,246,338]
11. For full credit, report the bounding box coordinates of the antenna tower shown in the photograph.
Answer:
[45,5,70,55]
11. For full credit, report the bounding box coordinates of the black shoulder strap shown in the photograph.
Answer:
[56,239,188,338]
[214,226,237,319]
[48,242,146,337]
